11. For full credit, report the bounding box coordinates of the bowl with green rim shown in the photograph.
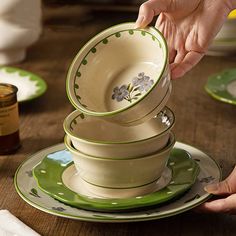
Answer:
[214,10,236,41]
[66,22,171,126]
[64,132,175,193]
[63,106,175,159]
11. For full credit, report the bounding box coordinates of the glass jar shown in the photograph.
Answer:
[0,83,20,154]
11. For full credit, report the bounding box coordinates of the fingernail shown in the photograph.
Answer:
[204,183,219,193]
[135,15,145,29]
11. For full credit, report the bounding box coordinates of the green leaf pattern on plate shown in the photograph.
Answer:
[29,188,41,198]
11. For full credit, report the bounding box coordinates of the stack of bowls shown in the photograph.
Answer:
[64,22,175,198]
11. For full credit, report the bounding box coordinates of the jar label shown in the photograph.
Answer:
[0,103,19,136]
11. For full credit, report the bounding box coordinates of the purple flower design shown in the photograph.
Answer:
[132,73,154,92]
[132,72,145,86]
[112,85,129,102]
[138,76,154,92]
[112,72,153,103]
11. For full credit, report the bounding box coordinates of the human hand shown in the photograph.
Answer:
[198,166,236,214]
[135,0,234,79]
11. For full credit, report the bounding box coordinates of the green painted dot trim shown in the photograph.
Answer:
[129,30,134,35]
[82,60,87,65]
[115,32,121,37]
[91,48,97,53]
[76,71,81,77]
[72,29,163,105]
[102,39,108,44]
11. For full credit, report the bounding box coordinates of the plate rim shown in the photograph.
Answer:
[205,69,236,105]
[14,142,222,222]
[0,66,47,103]
[32,147,200,212]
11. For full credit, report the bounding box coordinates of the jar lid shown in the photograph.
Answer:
[0,83,18,98]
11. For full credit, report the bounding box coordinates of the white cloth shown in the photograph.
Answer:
[0,210,40,236]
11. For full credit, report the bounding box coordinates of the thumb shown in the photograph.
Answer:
[135,0,171,28]
[205,166,236,195]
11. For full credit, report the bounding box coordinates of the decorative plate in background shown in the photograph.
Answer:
[0,67,47,103]
[205,68,236,105]
[14,142,221,222]
[207,40,236,56]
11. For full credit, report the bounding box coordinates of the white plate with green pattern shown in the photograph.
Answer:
[14,142,221,222]
[205,68,236,105]
[0,66,47,103]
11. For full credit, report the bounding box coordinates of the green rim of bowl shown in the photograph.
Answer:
[204,68,236,105]
[0,66,47,103]
[33,147,199,212]
[64,132,175,160]
[66,22,168,117]
[63,106,175,145]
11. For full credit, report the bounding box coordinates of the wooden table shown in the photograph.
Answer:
[1,4,236,236]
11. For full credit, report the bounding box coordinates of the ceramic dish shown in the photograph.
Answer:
[64,133,175,191]
[208,40,236,56]
[33,146,199,211]
[63,106,175,158]
[66,22,171,126]
[127,84,172,126]
[14,142,221,222]
[208,10,236,56]
[0,66,47,102]
[214,20,236,41]
[61,165,172,199]
[205,68,236,105]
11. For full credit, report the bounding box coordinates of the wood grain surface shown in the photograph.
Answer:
[0,4,236,236]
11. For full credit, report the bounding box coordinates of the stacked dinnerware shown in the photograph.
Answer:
[208,10,236,55]
[64,108,175,198]
[64,22,175,198]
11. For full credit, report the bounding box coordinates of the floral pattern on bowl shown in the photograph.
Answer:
[66,23,170,125]
[111,72,154,103]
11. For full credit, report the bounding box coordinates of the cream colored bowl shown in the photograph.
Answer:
[63,106,175,159]
[64,132,175,189]
[66,22,171,126]
[214,10,236,41]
